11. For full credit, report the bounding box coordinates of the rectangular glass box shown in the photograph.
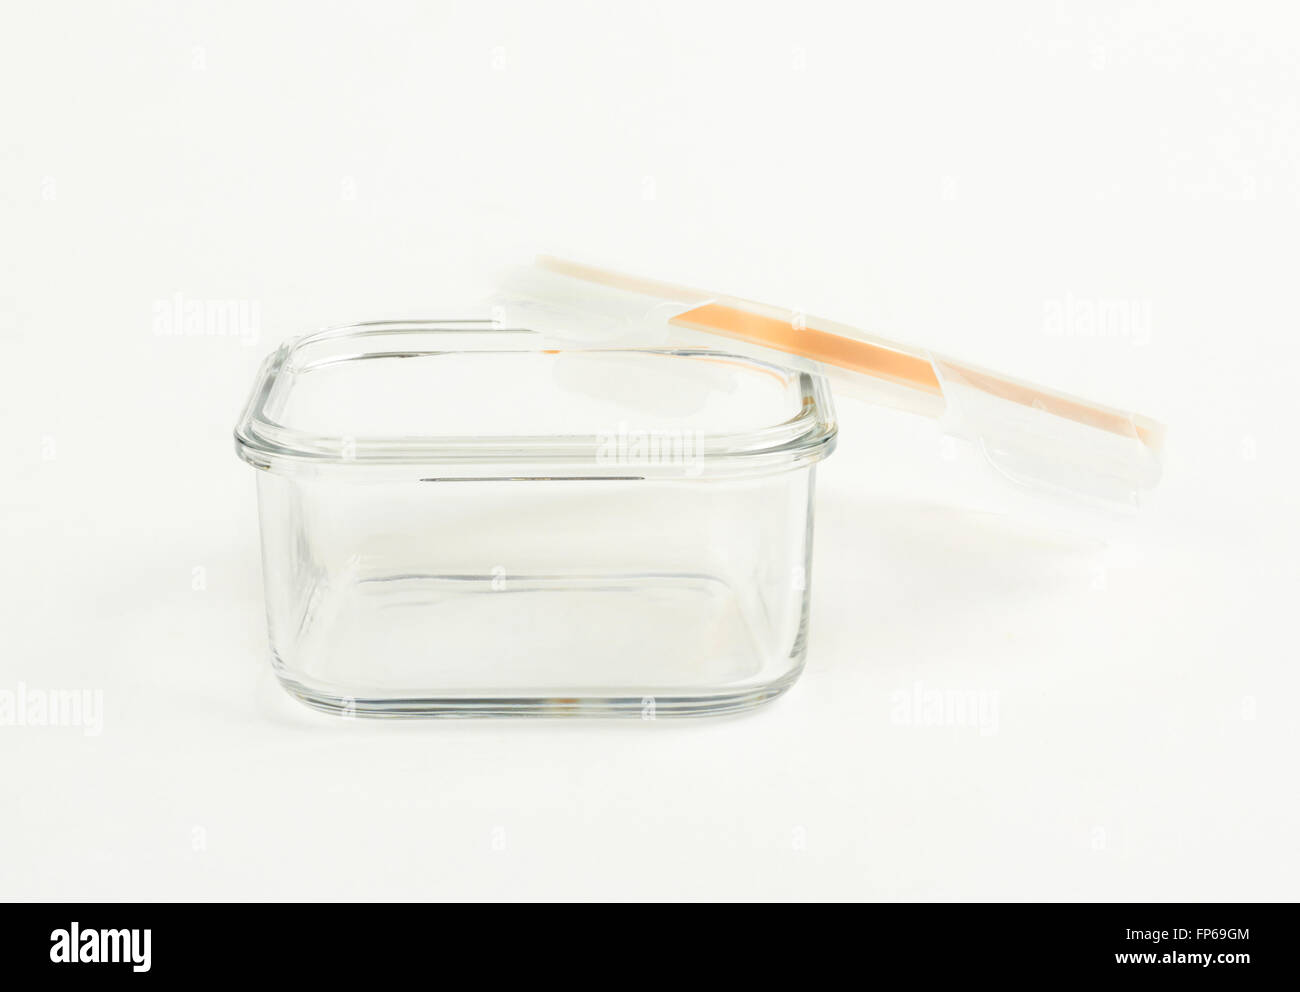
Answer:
[235,321,837,717]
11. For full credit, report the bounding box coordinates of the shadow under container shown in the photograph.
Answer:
[235,321,837,717]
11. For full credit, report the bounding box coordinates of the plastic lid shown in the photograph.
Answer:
[491,256,1165,512]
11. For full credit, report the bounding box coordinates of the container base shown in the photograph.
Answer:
[272,667,802,719]
[268,571,807,718]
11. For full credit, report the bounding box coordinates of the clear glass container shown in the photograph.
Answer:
[235,321,837,717]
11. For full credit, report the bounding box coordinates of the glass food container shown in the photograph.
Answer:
[235,321,837,717]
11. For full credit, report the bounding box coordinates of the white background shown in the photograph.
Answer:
[2,1,1297,900]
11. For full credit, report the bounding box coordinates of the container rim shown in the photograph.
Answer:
[234,321,838,479]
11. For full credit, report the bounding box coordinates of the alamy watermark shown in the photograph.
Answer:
[0,683,103,736]
[1043,293,1151,346]
[890,680,1000,737]
[152,292,260,345]
[596,422,704,476]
